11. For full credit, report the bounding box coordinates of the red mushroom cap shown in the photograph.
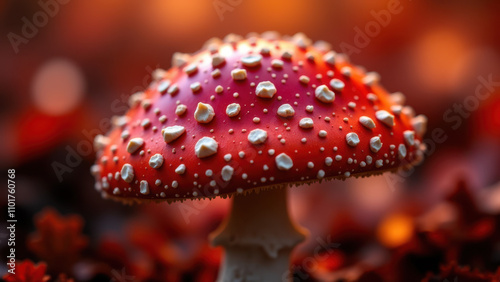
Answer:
[91,32,426,203]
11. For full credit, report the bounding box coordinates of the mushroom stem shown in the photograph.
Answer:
[210,187,307,282]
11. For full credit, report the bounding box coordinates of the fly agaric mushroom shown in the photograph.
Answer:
[91,32,426,281]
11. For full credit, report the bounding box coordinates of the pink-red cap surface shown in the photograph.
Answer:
[91,32,427,203]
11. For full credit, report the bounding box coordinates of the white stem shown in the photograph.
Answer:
[210,188,307,282]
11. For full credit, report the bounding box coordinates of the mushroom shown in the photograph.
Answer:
[91,32,427,281]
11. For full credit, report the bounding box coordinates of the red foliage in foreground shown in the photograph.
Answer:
[423,261,500,282]
[2,260,50,282]
[27,208,88,275]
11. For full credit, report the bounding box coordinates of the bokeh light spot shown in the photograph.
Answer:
[377,213,414,248]
[31,58,85,116]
